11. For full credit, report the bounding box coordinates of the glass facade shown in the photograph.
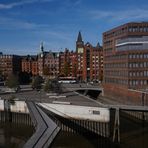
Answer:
[116,36,148,51]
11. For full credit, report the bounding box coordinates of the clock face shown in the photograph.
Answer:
[78,48,84,53]
[41,53,43,57]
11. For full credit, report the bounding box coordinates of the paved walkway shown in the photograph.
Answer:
[24,101,60,148]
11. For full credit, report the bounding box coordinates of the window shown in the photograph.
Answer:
[129,72,132,77]
[128,27,132,32]
[140,63,143,68]
[133,80,136,86]
[129,80,132,86]
[136,54,139,58]
[137,72,139,76]
[140,54,143,58]
[129,54,132,59]
[140,80,143,85]
[139,27,143,32]
[144,27,147,32]
[147,71,148,76]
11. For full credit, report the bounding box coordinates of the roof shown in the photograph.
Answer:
[22,55,38,61]
[77,31,83,42]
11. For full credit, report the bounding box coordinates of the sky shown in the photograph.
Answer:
[0,0,148,55]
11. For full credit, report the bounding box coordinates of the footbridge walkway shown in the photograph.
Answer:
[24,101,60,148]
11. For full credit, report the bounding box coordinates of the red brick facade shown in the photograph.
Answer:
[59,49,77,77]
[37,43,59,78]
[0,54,21,79]
[76,32,103,82]
[21,55,38,76]
[103,22,148,105]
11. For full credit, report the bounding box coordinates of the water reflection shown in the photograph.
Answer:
[51,111,148,148]
[0,122,34,148]
[51,131,117,148]
[0,111,147,148]
[119,112,148,148]
[51,131,97,148]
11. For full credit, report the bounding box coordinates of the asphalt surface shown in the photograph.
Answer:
[0,83,103,107]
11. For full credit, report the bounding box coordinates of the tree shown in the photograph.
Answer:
[63,61,70,77]
[31,75,43,90]
[5,74,19,89]
[43,79,52,92]
[18,72,32,84]
[44,78,62,93]
[43,66,50,76]
[52,78,62,93]
[73,63,77,77]
[9,95,16,105]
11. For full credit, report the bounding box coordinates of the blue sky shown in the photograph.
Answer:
[0,0,148,55]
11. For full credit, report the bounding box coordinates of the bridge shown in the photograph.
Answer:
[61,83,103,91]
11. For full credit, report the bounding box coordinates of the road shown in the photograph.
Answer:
[0,84,102,107]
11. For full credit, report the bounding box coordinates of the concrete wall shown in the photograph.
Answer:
[40,103,110,122]
[0,100,29,113]
[104,84,148,105]
[11,101,29,113]
[0,100,4,111]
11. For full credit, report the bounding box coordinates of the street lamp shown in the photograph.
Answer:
[38,90,41,103]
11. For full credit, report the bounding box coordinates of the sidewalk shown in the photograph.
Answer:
[97,95,123,105]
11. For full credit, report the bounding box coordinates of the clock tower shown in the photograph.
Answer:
[76,31,84,81]
[76,31,84,53]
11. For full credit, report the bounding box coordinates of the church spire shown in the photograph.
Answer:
[77,31,83,42]
[40,41,44,52]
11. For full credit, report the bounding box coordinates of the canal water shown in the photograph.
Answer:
[0,122,34,148]
[51,111,148,148]
[51,131,117,148]
[0,111,147,148]
[118,111,148,148]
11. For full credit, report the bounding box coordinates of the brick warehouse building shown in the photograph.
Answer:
[76,32,103,82]
[103,22,148,105]
[21,55,38,76]
[38,43,59,78]
[0,53,21,79]
[42,51,59,78]
[59,48,77,77]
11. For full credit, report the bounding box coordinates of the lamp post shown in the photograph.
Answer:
[142,92,145,106]
[38,90,41,103]
[141,92,145,122]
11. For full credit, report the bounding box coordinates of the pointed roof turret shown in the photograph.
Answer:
[77,31,83,42]
[96,42,101,47]
[76,31,84,52]
[40,41,44,52]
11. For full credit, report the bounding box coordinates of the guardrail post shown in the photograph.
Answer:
[113,108,120,143]
[84,90,88,96]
